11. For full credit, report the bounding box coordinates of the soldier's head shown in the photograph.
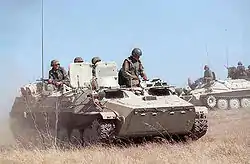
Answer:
[204,65,209,70]
[238,61,242,66]
[92,57,101,65]
[248,65,250,69]
[131,48,142,61]
[50,60,60,70]
[74,57,84,63]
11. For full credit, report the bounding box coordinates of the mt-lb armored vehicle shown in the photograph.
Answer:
[180,75,250,110]
[227,66,250,81]
[9,61,208,147]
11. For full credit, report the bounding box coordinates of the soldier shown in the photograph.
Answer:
[227,66,237,79]
[48,59,69,88]
[237,61,245,69]
[92,56,101,65]
[91,57,102,90]
[91,57,101,77]
[73,57,84,63]
[203,65,213,84]
[247,65,250,77]
[236,61,247,78]
[118,48,147,87]
[68,57,84,76]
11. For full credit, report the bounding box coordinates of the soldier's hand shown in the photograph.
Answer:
[55,81,63,86]
[48,79,53,84]
[132,75,139,80]
[142,75,147,81]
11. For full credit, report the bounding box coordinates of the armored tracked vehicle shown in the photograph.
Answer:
[227,66,250,81]
[180,76,250,110]
[9,61,208,147]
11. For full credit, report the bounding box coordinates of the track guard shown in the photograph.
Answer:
[99,112,118,120]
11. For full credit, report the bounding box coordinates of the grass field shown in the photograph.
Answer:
[0,109,250,164]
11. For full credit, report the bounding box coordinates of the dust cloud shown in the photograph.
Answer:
[0,57,28,145]
[0,0,42,146]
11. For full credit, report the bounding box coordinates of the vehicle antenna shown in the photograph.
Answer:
[205,43,209,65]
[41,0,44,83]
[225,29,229,68]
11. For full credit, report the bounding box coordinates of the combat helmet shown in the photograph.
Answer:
[131,48,142,58]
[74,57,84,63]
[50,60,60,66]
[92,57,101,65]
[204,65,209,70]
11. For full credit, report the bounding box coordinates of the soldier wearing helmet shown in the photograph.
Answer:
[68,57,84,76]
[92,57,101,65]
[247,65,250,78]
[203,65,213,84]
[90,57,102,90]
[118,48,147,87]
[48,59,69,88]
[236,61,247,78]
[74,57,84,63]
[227,66,237,79]
[91,57,101,77]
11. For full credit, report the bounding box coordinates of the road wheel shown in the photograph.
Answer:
[206,95,216,109]
[229,98,240,109]
[217,99,228,110]
[241,98,250,109]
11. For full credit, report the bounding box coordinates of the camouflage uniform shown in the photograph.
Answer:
[203,65,213,88]
[247,65,250,78]
[227,66,237,79]
[48,60,69,87]
[118,48,147,87]
[91,57,101,90]
[236,61,247,78]
[91,57,101,77]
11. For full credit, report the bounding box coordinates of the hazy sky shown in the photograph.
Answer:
[0,0,249,116]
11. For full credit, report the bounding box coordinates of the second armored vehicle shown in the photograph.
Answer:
[180,68,250,110]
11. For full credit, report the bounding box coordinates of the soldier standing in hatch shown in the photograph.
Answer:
[48,59,69,88]
[91,57,101,77]
[236,61,247,78]
[68,57,84,76]
[73,57,84,63]
[91,57,101,90]
[247,65,250,78]
[118,48,147,87]
[203,65,213,85]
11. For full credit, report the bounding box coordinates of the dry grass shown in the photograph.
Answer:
[0,109,250,164]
